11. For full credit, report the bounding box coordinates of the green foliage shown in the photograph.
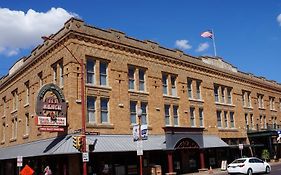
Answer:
[261,149,270,160]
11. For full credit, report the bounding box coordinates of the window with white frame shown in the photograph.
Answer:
[187,79,193,99]
[38,71,43,88]
[11,117,17,139]
[12,90,18,111]
[196,80,201,99]
[171,75,177,96]
[59,62,64,87]
[87,59,95,85]
[141,102,147,125]
[25,113,30,136]
[173,106,179,126]
[217,110,222,128]
[269,96,275,110]
[227,88,232,104]
[249,114,254,129]
[52,64,57,84]
[224,111,228,128]
[199,108,204,127]
[87,96,96,123]
[190,107,195,127]
[214,85,219,102]
[130,101,137,124]
[263,115,267,129]
[25,81,30,105]
[2,97,6,116]
[230,112,235,128]
[245,113,248,127]
[162,73,177,97]
[1,121,5,142]
[100,98,109,123]
[100,61,108,86]
[128,66,146,92]
[258,94,264,108]
[221,87,225,103]
[164,104,170,126]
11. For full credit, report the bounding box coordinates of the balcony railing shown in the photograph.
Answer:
[247,123,281,133]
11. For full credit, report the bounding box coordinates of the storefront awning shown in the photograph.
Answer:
[202,135,229,148]
[0,135,166,160]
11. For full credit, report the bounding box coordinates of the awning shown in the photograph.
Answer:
[202,135,228,148]
[0,135,166,160]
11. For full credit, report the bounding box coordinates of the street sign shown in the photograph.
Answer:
[239,144,243,150]
[137,140,143,156]
[17,156,23,167]
[82,152,89,162]
[20,165,34,175]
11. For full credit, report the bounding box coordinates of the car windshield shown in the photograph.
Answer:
[232,159,246,163]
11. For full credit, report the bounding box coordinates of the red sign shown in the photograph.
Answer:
[39,127,65,132]
[20,165,34,175]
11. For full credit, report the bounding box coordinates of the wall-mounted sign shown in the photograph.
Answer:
[35,83,67,132]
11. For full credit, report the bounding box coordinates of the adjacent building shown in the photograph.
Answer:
[0,18,281,175]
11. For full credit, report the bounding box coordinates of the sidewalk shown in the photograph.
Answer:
[180,161,281,175]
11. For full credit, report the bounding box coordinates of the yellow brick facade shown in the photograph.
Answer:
[0,18,281,149]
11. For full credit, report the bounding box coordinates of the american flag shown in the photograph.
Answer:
[201,30,213,38]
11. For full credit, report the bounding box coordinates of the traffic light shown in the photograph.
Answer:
[72,136,83,152]
[77,136,83,151]
[72,136,78,149]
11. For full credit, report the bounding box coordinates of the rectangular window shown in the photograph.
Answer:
[214,85,219,102]
[38,72,43,88]
[269,97,275,110]
[250,114,254,129]
[247,92,251,107]
[87,96,96,123]
[173,106,179,126]
[171,75,177,96]
[12,90,18,111]
[242,91,246,107]
[25,81,30,105]
[190,107,195,127]
[245,113,248,127]
[230,112,235,128]
[25,113,29,136]
[53,65,57,84]
[130,101,137,124]
[187,79,193,99]
[1,121,5,142]
[2,97,6,116]
[141,102,147,125]
[224,111,228,128]
[12,117,17,139]
[227,88,232,104]
[87,59,95,85]
[59,62,64,87]
[196,81,201,99]
[280,99,281,111]
[258,94,264,108]
[139,69,145,91]
[162,74,168,95]
[263,116,267,129]
[128,67,135,90]
[199,108,204,127]
[217,111,222,128]
[101,98,109,123]
[221,87,225,103]
[164,105,170,125]
[100,62,108,86]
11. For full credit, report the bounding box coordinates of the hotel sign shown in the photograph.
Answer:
[35,83,67,132]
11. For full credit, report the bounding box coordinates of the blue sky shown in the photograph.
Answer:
[1,0,281,83]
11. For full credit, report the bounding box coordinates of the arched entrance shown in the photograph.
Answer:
[173,138,201,174]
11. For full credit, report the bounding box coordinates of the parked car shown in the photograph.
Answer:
[227,157,271,175]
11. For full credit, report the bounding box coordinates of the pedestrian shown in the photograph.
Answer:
[44,165,52,175]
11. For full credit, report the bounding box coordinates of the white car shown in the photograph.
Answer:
[227,157,271,175]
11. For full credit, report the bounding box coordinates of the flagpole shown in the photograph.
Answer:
[211,29,217,57]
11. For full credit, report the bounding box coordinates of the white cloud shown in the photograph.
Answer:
[277,14,281,26]
[0,7,78,56]
[175,40,192,50]
[196,42,209,52]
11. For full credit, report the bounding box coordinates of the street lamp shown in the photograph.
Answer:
[137,108,143,175]
[41,36,87,175]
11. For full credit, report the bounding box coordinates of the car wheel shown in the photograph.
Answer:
[247,168,253,175]
[265,166,270,174]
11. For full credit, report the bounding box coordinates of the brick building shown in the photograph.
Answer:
[0,18,281,175]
